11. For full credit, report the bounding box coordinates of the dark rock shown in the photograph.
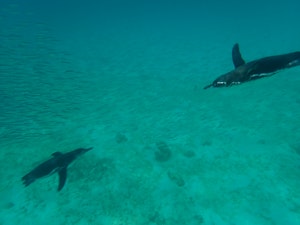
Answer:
[182,150,196,158]
[155,141,172,162]
[167,171,185,187]
[115,132,128,144]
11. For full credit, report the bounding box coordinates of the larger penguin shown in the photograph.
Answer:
[204,43,300,89]
[22,147,93,191]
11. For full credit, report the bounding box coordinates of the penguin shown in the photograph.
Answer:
[204,43,300,89]
[22,147,93,191]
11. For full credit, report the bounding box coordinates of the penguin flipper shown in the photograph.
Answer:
[57,167,67,191]
[232,43,246,68]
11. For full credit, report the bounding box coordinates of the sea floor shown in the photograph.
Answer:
[1,5,300,225]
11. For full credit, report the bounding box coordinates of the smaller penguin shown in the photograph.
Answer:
[22,147,93,191]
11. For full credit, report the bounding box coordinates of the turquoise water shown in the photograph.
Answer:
[1,0,300,224]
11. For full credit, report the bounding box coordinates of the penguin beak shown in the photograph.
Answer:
[84,147,93,153]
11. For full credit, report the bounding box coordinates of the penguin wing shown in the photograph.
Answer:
[57,167,67,191]
[232,43,246,68]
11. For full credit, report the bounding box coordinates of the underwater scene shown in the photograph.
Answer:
[0,0,300,224]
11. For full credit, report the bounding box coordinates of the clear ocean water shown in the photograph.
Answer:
[1,0,300,224]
